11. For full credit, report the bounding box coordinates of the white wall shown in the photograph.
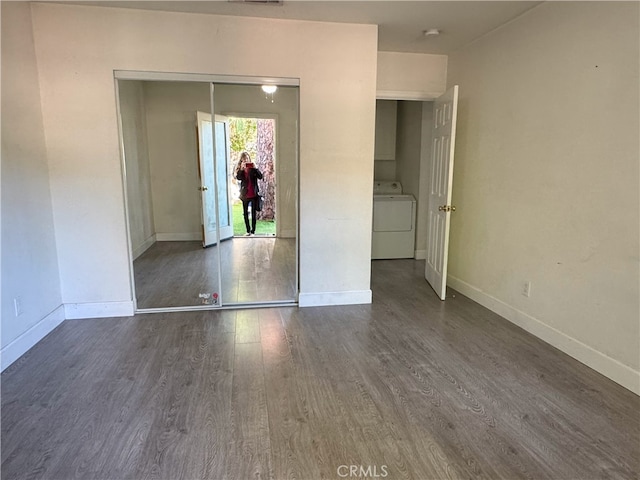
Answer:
[119,80,155,258]
[29,3,378,310]
[447,2,639,393]
[1,2,64,368]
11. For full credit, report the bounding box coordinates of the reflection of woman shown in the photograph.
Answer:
[235,152,263,236]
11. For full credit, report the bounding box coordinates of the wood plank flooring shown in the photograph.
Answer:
[2,259,638,479]
[133,238,296,309]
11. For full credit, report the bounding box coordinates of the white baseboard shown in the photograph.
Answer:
[299,290,372,307]
[1,305,65,371]
[415,249,426,260]
[156,233,202,241]
[64,301,135,319]
[278,229,297,238]
[447,275,640,396]
[132,234,156,260]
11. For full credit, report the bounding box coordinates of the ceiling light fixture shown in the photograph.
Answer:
[423,28,440,37]
[261,84,277,103]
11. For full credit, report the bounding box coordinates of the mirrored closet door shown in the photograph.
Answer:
[117,75,299,311]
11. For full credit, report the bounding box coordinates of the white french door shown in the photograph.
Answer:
[213,115,234,241]
[196,111,233,246]
[425,85,459,300]
[196,111,217,247]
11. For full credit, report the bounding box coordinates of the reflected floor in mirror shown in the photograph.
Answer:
[133,238,296,308]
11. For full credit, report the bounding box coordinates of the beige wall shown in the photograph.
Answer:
[447,2,639,393]
[396,101,423,206]
[377,51,447,100]
[29,3,378,308]
[143,81,210,240]
[1,3,63,358]
[395,101,423,257]
[416,102,434,260]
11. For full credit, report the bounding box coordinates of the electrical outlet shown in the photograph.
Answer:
[522,281,531,298]
[14,297,23,316]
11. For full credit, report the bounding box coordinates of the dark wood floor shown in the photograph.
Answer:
[133,238,296,309]
[2,260,638,479]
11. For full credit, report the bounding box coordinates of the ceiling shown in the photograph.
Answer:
[55,1,543,54]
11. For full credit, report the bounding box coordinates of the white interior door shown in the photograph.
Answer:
[425,85,459,300]
[196,111,218,247]
[214,115,233,240]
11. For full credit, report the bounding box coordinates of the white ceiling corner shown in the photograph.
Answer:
[46,1,544,55]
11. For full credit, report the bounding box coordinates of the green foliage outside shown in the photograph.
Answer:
[232,202,276,236]
[229,118,257,164]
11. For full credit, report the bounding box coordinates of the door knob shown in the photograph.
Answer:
[439,205,456,212]
[198,186,209,191]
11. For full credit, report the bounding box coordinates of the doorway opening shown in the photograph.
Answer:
[373,86,459,301]
[228,116,277,237]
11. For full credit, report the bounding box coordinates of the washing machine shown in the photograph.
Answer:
[372,181,416,259]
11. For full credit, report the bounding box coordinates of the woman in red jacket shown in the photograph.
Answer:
[235,152,263,236]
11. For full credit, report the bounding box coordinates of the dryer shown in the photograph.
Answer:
[372,181,416,259]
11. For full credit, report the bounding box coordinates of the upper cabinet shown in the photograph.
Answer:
[374,100,397,160]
